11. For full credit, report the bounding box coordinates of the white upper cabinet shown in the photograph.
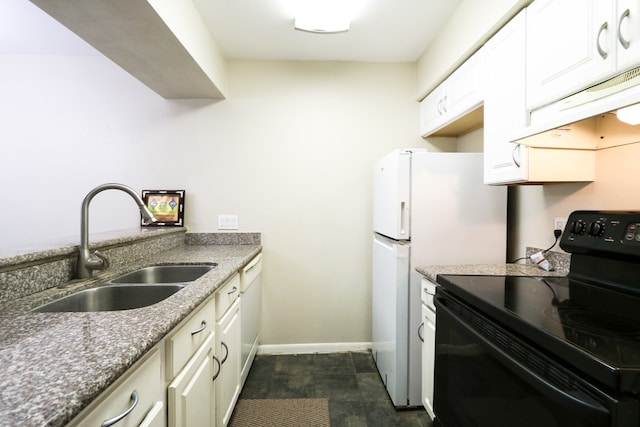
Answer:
[527,0,640,110]
[616,0,640,70]
[483,8,596,184]
[483,10,528,184]
[420,51,485,137]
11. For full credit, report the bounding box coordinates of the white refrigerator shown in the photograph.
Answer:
[371,149,507,407]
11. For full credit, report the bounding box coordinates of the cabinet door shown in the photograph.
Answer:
[526,0,616,110]
[168,333,217,427]
[484,10,528,184]
[419,51,483,137]
[419,86,446,137]
[216,298,242,427]
[421,304,436,421]
[616,0,640,71]
[139,401,166,427]
[443,52,484,121]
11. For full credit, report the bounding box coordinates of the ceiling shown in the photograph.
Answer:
[193,0,461,62]
[4,0,461,63]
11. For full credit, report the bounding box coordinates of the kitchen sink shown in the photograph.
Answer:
[32,284,185,312]
[109,264,216,284]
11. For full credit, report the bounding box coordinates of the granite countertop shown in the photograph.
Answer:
[0,243,261,427]
[416,262,567,283]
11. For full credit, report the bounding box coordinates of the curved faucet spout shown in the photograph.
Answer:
[77,183,158,279]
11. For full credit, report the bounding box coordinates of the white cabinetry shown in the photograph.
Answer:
[484,10,528,184]
[216,274,242,427]
[168,333,217,427]
[527,0,640,110]
[484,9,596,184]
[420,279,436,421]
[420,51,484,137]
[240,253,262,386]
[167,298,218,427]
[69,349,165,427]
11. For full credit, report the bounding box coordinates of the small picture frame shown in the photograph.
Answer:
[141,190,185,227]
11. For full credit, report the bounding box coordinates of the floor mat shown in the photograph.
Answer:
[229,398,330,427]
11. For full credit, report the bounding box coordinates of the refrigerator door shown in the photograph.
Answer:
[373,149,411,240]
[371,233,410,406]
[409,151,507,265]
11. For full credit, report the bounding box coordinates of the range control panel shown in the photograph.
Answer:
[560,211,640,258]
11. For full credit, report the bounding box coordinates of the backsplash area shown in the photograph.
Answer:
[0,230,261,304]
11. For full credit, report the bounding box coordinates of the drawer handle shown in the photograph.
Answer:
[212,355,222,381]
[101,390,139,427]
[418,322,424,343]
[221,341,229,364]
[228,286,238,296]
[191,320,207,336]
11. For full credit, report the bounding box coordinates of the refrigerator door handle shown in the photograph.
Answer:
[400,201,408,236]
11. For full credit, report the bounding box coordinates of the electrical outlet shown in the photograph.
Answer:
[554,217,567,232]
[218,214,239,230]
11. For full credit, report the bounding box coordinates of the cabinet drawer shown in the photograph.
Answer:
[167,298,216,378]
[69,349,164,427]
[240,254,262,292]
[216,273,240,320]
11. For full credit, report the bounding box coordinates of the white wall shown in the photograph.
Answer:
[187,60,423,345]
[1,11,423,346]
[0,53,193,256]
[510,142,640,259]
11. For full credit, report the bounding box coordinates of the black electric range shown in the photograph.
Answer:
[437,274,640,392]
[438,211,640,393]
[433,211,640,427]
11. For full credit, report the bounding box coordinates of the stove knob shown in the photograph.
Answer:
[588,221,605,237]
[571,220,586,234]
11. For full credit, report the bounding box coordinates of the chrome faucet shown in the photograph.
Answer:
[76,183,157,279]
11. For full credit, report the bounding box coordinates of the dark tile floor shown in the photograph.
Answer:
[237,351,432,427]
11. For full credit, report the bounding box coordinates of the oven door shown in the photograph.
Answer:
[434,294,639,427]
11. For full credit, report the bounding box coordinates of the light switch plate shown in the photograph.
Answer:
[218,214,238,230]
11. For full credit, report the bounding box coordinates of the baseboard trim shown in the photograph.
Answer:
[257,342,372,355]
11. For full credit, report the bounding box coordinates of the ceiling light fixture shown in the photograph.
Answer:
[293,0,353,34]
[616,103,640,125]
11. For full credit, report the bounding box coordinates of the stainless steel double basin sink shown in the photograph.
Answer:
[33,264,216,313]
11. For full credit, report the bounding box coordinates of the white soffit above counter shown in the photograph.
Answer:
[27,0,227,99]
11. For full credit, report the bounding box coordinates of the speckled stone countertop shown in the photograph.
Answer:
[416,248,571,283]
[416,262,566,283]
[0,242,261,427]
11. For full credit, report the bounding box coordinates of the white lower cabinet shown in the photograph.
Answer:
[166,297,218,427]
[168,333,218,427]
[421,303,436,420]
[67,258,261,427]
[420,278,436,421]
[216,274,242,427]
[68,349,166,427]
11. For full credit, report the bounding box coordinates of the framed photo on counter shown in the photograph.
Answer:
[141,190,185,227]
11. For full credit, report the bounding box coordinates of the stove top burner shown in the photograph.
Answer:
[549,307,640,337]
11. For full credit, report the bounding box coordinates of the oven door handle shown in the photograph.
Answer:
[435,297,610,422]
